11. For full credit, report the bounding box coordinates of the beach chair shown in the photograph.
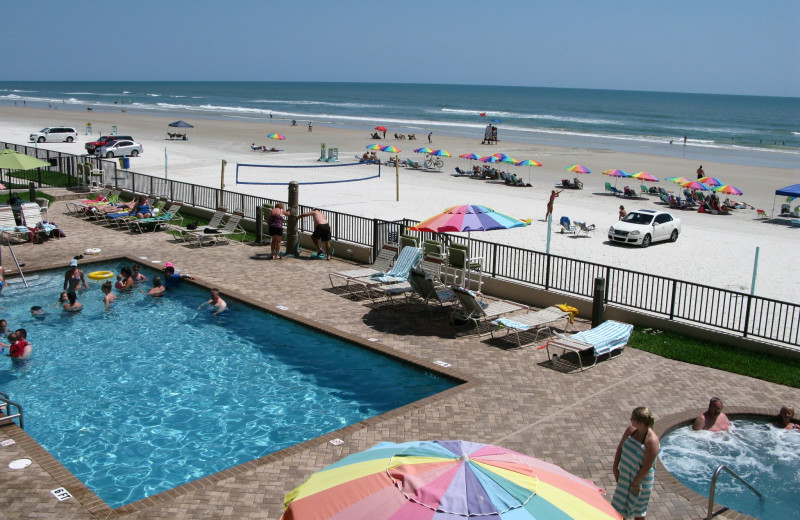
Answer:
[610,186,624,196]
[21,202,61,242]
[640,185,650,195]
[129,203,184,233]
[201,214,246,246]
[422,239,445,261]
[365,246,421,283]
[490,306,571,348]
[791,219,800,228]
[329,244,397,291]
[172,210,226,242]
[406,266,457,316]
[449,285,526,334]
[756,209,768,219]
[454,167,471,176]
[0,206,30,244]
[559,216,576,234]
[406,159,422,169]
[400,234,420,250]
[543,320,633,372]
[604,182,613,193]
[575,221,596,237]
[366,258,445,308]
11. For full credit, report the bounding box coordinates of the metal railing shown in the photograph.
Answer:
[706,464,762,519]
[0,391,24,429]
[3,141,798,348]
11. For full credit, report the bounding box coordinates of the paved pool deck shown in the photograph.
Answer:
[1,201,797,520]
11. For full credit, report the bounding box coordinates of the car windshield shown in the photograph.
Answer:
[39,128,49,132]
[623,212,654,225]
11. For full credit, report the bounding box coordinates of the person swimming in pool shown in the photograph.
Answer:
[198,288,227,315]
[131,264,147,282]
[30,306,46,319]
[773,406,799,431]
[692,397,730,432]
[64,259,88,292]
[142,276,165,297]
[101,281,116,309]
[62,291,83,313]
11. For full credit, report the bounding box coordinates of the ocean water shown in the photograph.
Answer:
[1,81,798,168]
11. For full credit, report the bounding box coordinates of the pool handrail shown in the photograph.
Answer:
[706,464,763,520]
[0,391,24,429]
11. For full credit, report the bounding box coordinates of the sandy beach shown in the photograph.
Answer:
[1,106,798,303]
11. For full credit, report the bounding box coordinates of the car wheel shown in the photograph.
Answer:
[66,136,74,143]
[37,137,45,143]
[130,150,139,157]
[670,229,679,242]
[106,152,114,158]
[641,234,652,247]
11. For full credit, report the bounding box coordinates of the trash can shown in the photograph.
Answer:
[119,157,130,169]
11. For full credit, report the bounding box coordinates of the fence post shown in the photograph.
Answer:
[592,277,606,328]
[191,184,195,206]
[492,243,498,278]
[372,219,378,262]
[113,161,118,189]
[743,294,752,338]
[604,266,611,303]
[545,253,551,290]
[669,280,677,319]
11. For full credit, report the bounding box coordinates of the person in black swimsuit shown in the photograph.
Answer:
[64,259,88,292]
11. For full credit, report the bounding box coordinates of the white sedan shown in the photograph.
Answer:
[94,140,143,158]
[608,209,681,247]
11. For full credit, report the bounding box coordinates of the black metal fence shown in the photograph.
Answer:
[3,142,798,347]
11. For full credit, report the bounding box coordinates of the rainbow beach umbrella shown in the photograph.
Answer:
[631,171,659,182]
[459,152,481,160]
[479,155,502,163]
[380,145,401,153]
[602,169,629,178]
[681,180,711,191]
[665,176,690,185]
[414,147,434,154]
[267,133,286,140]
[567,164,591,174]
[713,184,743,196]
[365,143,383,150]
[281,440,621,520]
[409,205,527,234]
[516,159,543,167]
[697,176,724,187]
[431,149,452,157]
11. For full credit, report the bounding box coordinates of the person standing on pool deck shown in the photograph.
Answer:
[198,288,227,315]
[64,259,88,292]
[269,202,291,260]
[163,262,195,288]
[298,208,332,260]
[692,397,730,432]
[612,406,660,520]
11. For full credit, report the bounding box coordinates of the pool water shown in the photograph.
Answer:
[0,262,456,508]
[660,421,800,520]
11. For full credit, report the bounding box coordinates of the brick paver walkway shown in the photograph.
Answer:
[1,201,797,519]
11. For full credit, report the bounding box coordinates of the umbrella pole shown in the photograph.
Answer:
[395,154,399,202]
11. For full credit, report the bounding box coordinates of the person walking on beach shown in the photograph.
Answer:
[428,132,432,144]
[612,407,660,520]
[545,190,562,221]
[696,165,704,180]
[308,122,312,132]
[298,208,332,260]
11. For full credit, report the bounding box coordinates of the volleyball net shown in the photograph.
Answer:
[235,161,381,186]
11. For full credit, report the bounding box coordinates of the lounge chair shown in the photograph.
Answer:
[449,285,525,334]
[406,159,422,169]
[610,186,624,196]
[604,182,613,193]
[364,246,421,284]
[399,234,419,250]
[0,206,30,244]
[575,221,596,237]
[791,219,800,228]
[640,185,650,195]
[490,306,571,348]
[329,245,398,291]
[192,214,246,246]
[172,210,226,242]
[454,167,471,176]
[756,209,768,219]
[406,266,457,316]
[559,216,576,234]
[129,203,184,233]
[20,202,61,242]
[543,320,633,372]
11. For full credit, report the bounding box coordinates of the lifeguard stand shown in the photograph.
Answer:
[327,147,339,162]
[318,142,327,162]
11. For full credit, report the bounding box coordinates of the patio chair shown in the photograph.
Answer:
[351,246,422,302]
[21,202,61,242]
[399,234,419,250]
[329,244,398,291]
[129,203,184,233]
[489,306,571,348]
[196,214,246,246]
[449,285,525,334]
[422,239,444,260]
[559,216,576,234]
[542,320,633,372]
[172,210,226,242]
[604,182,613,193]
[575,221,596,237]
[406,266,457,316]
[0,205,30,244]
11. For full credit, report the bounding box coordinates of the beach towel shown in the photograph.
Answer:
[557,303,578,324]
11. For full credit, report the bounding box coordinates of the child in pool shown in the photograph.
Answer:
[101,281,116,309]
[115,274,124,290]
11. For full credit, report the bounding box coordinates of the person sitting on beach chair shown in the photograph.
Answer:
[623,186,636,198]
[251,143,266,151]
[370,132,380,139]
[408,134,416,140]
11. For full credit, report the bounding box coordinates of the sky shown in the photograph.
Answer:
[3,0,799,97]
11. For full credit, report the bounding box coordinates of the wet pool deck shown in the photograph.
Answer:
[1,201,797,520]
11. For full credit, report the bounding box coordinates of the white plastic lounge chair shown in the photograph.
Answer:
[129,204,183,233]
[190,214,245,246]
[543,320,634,372]
[449,285,526,334]
[21,203,61,241]
[489,306,571,348]
[329,245,397,290]
[0,206,30,243]
[173,210,226,242]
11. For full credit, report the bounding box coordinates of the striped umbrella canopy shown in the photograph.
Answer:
[713,184,743,196]
[479,155,502,163]
[602,169,629,178]
[381,145,401,153]
[459,153,482,160]
[365,144,383,150]
[665,176,691,185]
[500,156,518,164]
[493,152,512,161]
[631,171,659,182]
[567,164,591,174]
[681,180,712,191]
[267,133,286,140]
[281,440,621,520]
[697,176,724,187]
[414,147,434,154]
[431,149,452,157]
[515,159,543,167]
[409,205,527,234]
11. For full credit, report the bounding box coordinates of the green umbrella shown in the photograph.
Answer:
[0,149,51,198]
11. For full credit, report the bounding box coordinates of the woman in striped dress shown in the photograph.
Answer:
[612,407,660,519]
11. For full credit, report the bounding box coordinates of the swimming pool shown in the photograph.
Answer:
[660,420,800,520]
[0,261,457,508]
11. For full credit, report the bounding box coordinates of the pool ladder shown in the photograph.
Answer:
[0,391,24,429]
[706,464,763,519]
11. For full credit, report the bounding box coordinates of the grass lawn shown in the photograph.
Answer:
[629,328,800,388]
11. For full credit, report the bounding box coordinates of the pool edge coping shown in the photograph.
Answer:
[3,255,482,518]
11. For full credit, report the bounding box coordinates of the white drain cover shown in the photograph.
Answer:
[9,458,31,469]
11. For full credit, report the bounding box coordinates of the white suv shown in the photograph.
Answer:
[94,140,143,158]
[29,127,79,143]
[608,209,681,247]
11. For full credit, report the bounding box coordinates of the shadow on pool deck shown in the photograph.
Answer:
[0,201,795,520]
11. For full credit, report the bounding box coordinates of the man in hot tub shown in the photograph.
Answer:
[692,397,730,432]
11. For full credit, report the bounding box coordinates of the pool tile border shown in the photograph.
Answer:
[4,256,481,518]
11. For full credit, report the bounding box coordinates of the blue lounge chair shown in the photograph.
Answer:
[360,246,420,284]
[543,320,633,372]
[559,216,576,234]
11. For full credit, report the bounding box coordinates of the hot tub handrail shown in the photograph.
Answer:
[706,464,763,520]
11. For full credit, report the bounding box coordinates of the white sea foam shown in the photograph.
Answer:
[252,99,385,109]
[439,107,622,126]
